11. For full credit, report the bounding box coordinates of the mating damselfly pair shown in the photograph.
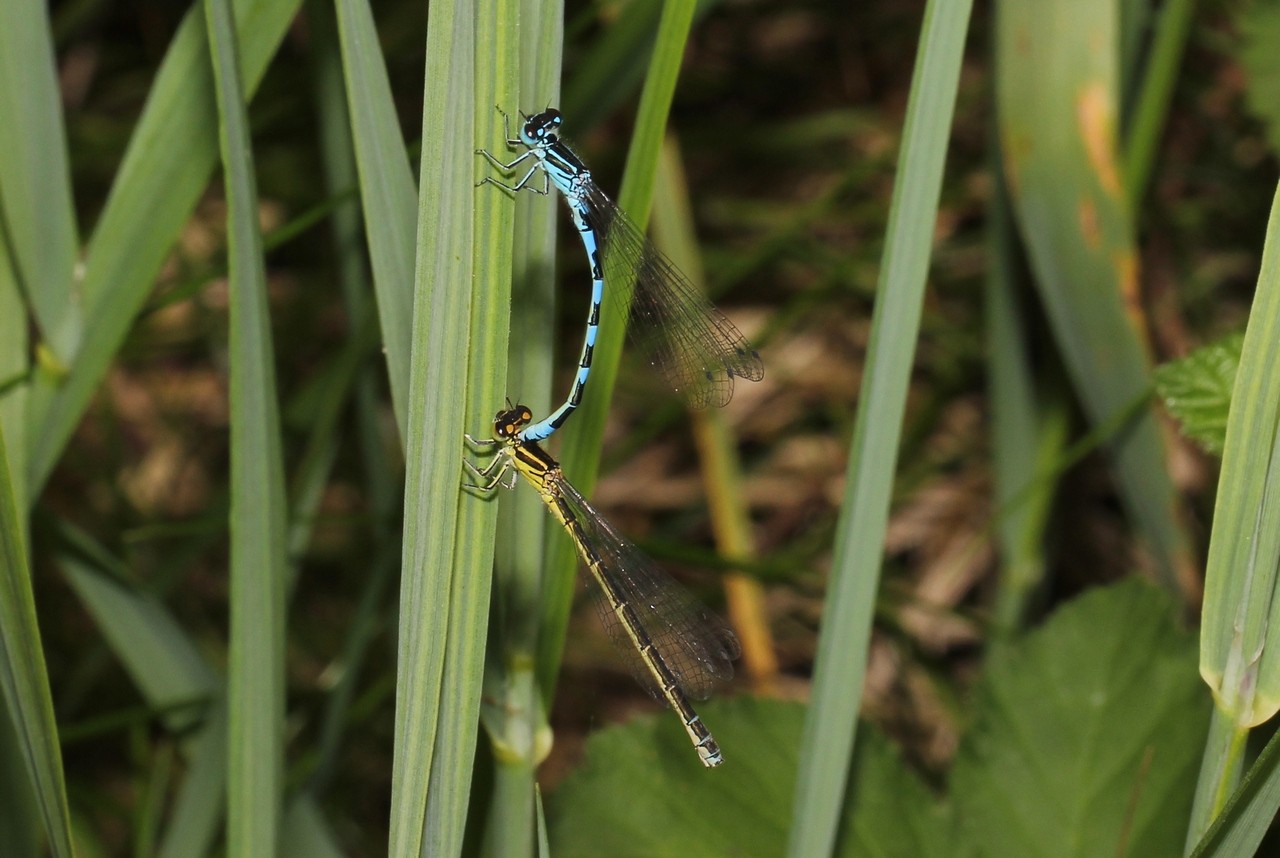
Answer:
[464,108,761,766]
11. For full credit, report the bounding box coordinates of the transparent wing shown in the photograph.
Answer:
[585,184,764,409]
[553,476,740,701]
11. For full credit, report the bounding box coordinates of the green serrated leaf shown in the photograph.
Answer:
[1153,333,1243,456]
[547,698,951,857]
[951,579,1208,858]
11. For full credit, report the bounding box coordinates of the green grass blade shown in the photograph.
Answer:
[0,711,40,857]
[986,143,1057,632]
[206,0,290,852]
[386,0,490,852]
[1190,718,1280,858]
[0,233,27,515]
[786,2,973,854]
[996,0,1189,592]
[537,0,696,707]
[480,0,562,853]
[416,0,517,852]
[333,0,419,436]
[25,0,303,497]
[51,521,227,855]
[560,0,718,131]
[59,555,219,719]
[1192,180,1280,839]
[0,424,73,856]
[282,795,345,858]
[0,0,82,362]
[1122,0,1196,210]
[157,706,228,858]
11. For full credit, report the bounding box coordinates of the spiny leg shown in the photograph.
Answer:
[461,457,516,494]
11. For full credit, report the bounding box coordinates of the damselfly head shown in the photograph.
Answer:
[520,109,563,146]
[493,404,533,439]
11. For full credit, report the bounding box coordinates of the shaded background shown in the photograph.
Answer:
[23,0,1278,852]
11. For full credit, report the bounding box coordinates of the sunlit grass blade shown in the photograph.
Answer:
[787,1,974,854]
[415,0,517,851]
[0,424,73,856]
[1191,180,1280,842]
[386,0,493,853]
[206,0,290,852]
[996,0,1189,593]
[480,0,562,853]
[25,0,304,497]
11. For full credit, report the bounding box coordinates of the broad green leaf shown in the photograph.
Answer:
[951,579,1208,858]
[548,698,950,857]
[0,424,73,855]
[206,0,290,852]
[0,0,82,362]
[1153,333,1243,457]
[997,0,1189,591]
[789,2,973,854]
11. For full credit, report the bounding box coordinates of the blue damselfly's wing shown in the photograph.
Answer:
[553,476,740,701]
[585,185,764,409]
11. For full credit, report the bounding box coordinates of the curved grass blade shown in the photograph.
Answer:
[0,0,82,362]
[206,0,290,851]
[0,423,73,856]
[787,1,974,853]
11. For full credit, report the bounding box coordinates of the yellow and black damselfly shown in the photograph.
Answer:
[464,404,740,767]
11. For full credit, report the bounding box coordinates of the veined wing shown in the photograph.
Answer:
[552,475,740,701]
[585,184,764,409]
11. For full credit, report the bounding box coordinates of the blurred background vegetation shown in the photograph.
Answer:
[8,0,1280,854]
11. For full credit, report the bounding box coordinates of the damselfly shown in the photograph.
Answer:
[464,404,740,766]
[477,108,764,442]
